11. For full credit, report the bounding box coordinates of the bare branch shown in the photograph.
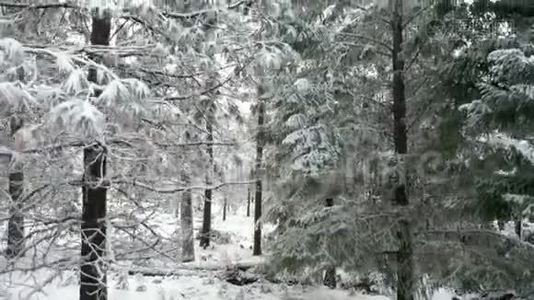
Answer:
[164,59,251,101]
[0,0,247,18]
[161,0,246,19]
[0,1,77,9]
[336,32,393,53]
[113,179,258,194]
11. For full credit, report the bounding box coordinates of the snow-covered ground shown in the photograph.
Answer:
[2,268,392,300]
[0,200,461,299]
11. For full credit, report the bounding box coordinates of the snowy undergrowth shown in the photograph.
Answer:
[1,269,390,300]
[0,200,464,299]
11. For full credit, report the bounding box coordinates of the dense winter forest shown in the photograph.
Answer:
[2,0,534,299]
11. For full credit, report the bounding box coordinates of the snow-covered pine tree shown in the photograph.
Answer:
[0,36,29,259]
[416,1,534,293]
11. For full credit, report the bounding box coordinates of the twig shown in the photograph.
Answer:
[113,179,258,194]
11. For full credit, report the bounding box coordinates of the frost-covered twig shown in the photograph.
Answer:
[112,179,258,194]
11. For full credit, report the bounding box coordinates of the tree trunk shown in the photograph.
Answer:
[246,187,251,217]
[497,220,505,231]
[6,68,25,258]
[80,10,110,300]
[243,0,253,15]
[200,119,213,249]
[515,220,522,239]
[323,198,336,289]
[6,162,23,258]
[81,145,108,300]
[6,105,24,258]
[180,173,195,262]
[392,1,414,299]
[323,268,337,289]
[253,86,265,256]
[223,197,227,221]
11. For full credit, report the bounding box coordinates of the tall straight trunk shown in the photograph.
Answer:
[200,120,213,249]
[253,87,265,256]
[222,197,227,221]
[80,10,110,300]
[246,187,251,217]
[323,198,336,288]
[7,168,23,258]
[180,173,195,262]
[392,1,414,299]
[497,220,505,231]
[6,79,25,258]
[515,220,522,239]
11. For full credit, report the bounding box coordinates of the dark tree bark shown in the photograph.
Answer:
[7,116,23,258]
[6,169,23,258]
[181,173,195,262]
[80,10,110,300]
[246,186,251,217]
[243,0,254,15]
[223,197,227,221]
[497,220,505,231]
[253,86,265,256]
[323,198,336,289]
[6,82,25,259]
[7,169,24,258]
[392,1,414,299]
[515,220,522,239]
[200,118,213,249]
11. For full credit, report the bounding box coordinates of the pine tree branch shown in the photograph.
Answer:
[163,58,251,101]
[0,0,247,18]
[154,141,236,147]
[18,138,235,154]
[23,43,156,56]
[418,229,534,251]
[161,0,246,19]
[336,32,393,53]
[402,4,435,29]
[0,2,77,9]
[112,179,258,194]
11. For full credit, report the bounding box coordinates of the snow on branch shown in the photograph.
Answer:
[112,179,258,194]
[0,1,77,9]
[161,0,247,19]
[0,0,248,18]
[24,43,158,57]
[17,138,235,154]
[419,228,534,259]
[483,133,534,165]
[163,59,251,101]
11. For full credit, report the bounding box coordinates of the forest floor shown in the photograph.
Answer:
[0,203,462,299]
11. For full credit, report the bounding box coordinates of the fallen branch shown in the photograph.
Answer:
[127,260,261,277]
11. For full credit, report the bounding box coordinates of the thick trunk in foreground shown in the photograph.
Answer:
[80,11,110,300]
[6,114,24,258]
[200,120,213,249]
[392,1,414,299]
[81,145,108,300]
[180,174,195,262]
[253,87,265,256]
[323,198,336,288]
